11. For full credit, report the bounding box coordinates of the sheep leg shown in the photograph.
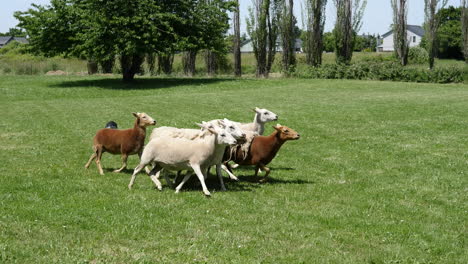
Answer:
[205,166,211,180]
[139,151,151,174]
[95,146,105,175]
[221,163,239,181]
[191,164,211,196]
[216,164,227,191]
[84,153,96,169]
[175,172,193,193]
[173,170,183,184]
[148,165,163,191]
[113,154,128,173]
[160,169,175,189]
[258,163,271,183]
[128,162,148,189]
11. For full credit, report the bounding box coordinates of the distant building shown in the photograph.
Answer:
[0,36,29,48]
[377,25,425,52]
[240,38,303,53]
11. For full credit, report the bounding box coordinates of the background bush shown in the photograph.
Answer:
[408,46,429,64]
[294,62,464,83]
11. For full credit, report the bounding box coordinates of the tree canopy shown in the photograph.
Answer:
[14,0,232,81]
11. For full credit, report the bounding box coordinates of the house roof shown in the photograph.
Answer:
[381,25,425,38]
[0,36,13,45]
[13,37,29,44]
[0,36,29,46]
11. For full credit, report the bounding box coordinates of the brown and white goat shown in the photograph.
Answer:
[224,124,300,183]
[85,112,156,175]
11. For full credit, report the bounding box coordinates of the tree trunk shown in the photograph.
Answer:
[334,0,353,64]
[425,0,437,70]
[392,0,408,66]
[233,0,242,77]
[257,0,269,78]
[157,54,174,75]
[182,50,197,77]
[87,60,98,75]
[281,0,296,75]
[306,0,326,67]
[205,50,217,76]
[462,0,468,63]
[120,54,144,82]
[147,53,156,76]
[99,58,114,73]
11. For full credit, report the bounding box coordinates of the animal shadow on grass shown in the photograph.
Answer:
[230,165,314,185]
[167,174,260,193]
[103,168,134,174]
[50,77,234,90]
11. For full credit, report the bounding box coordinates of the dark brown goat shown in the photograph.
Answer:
[85,112,156,175]
[224,124,300,182]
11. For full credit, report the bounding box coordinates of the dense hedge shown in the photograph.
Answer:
[294,62,465,83]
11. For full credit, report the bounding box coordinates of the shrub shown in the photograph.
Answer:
[408,46,429,64]
[294,62,463,83]
[3,67,12,74]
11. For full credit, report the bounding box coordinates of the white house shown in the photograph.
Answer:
[377,25,425,52]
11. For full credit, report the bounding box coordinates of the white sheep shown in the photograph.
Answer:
[128,124,237,196]
[239,107,278,135]
[151,119,246,190]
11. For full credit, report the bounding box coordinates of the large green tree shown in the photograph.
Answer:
[436,6,463,59]
[15,0,231,81]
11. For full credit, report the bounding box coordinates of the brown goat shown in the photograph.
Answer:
[224,124,300,183]
[85,112,156,175]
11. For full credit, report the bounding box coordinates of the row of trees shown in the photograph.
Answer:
[11,0,468,81]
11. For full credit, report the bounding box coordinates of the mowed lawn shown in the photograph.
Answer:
[0,75,467,263]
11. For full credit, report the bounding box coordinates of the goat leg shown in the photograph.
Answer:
[258,163,271,183]
[85,153,96,169]
[113,154,128,173]
[95,146,104,175]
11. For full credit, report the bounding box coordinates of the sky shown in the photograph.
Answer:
[0,0,463,36]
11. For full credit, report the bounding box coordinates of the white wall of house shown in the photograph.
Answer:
[378,30,422,52]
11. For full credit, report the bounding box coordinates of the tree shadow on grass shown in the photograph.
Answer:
[49,77,235,90]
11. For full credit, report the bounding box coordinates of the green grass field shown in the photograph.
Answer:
[0,75,467,263]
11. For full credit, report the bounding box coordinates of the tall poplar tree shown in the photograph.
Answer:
[391,0,409,66]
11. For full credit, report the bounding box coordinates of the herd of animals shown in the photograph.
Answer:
[84,108,300,196]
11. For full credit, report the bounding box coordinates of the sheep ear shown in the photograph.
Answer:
[251,108,257,113]
[132,112,139,118]
[208,128,218,135]
[195,123,204,128]
[217,119,225,127]
[273,125,281,131]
